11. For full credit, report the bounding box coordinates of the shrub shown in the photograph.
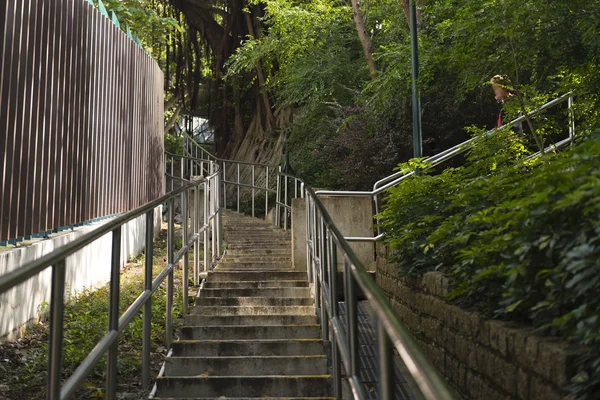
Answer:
[379,132,600,397]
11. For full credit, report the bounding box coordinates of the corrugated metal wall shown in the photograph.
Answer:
[0,0,164,243]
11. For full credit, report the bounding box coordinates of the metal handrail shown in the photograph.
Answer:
[314,92,576,242]
[0,159,223,399]
[278,172,455,399]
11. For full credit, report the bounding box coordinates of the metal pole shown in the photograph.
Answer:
[410,0,423,160]
[237,163,240,213]
[166,198,174,348]
[204,181,209,271]
[223,161,227,209]
[328,235,342,398]
[378,318,394,400]
[170,156,174,192]
[568,95,575,141]
[194,184,199,284]
[265,166,269,217]
[211,169,216,264]
[284,175,288,230]
[163,158,167,195]
[142,211,154,389]
[216,172,222,256]
[107,227,121,400]
[252,165,255,217]
[276,167,281,227]
[182,188,189,314]
[320,218,329,341]
[305,196,313,284]
[47,260,66,400]
[345,259,360,377]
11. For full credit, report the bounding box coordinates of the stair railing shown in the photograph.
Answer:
[180,137,455,399]
[281,171,456,400]
[0,159,222,400]
[312,92,576,242]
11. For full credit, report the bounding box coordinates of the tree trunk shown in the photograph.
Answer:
[245,12,275,130]
[350,0,377,78]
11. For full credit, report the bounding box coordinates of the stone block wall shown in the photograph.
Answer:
[376,244,575,400]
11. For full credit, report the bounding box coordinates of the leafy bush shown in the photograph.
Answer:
[379,132,600,397]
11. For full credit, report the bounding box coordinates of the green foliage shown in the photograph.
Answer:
[379,133,600,397]
[2,230,189,398]
[226,0,600,190]
[94,0,180,58]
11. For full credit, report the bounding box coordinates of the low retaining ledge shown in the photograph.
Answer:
[0,206,162,341]
[376,244,576,400]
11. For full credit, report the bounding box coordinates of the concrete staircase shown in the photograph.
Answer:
[152,211,333,399]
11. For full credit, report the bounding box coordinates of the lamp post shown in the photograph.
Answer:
[410,0,423,160]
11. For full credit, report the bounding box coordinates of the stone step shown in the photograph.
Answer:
[164,355,328,376]
[226,244,291,249]
[216,263,292,270]
[191,305,315,316]
[195,297,313,307]
[225,249,291,256]
[154,376,332,398]
[180,325,321,340]
[198,287,311,298]
[183,314,317,327]
[220,256,291,263]
[203,280,309,289]
[226,239,291,243]
[154,397,334,400]
[171,339,324,357]
[207,271,306,282]
[155,396,335,399]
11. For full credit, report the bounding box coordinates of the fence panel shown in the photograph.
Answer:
[0,0,164,243]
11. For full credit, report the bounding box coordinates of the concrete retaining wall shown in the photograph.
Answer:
[376,243,576,400]
[0,206,162,340]
[291,195,375,272]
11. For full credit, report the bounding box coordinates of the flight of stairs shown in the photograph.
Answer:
[152,211,334,399]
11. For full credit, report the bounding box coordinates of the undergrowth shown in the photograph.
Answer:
[0,226,193,399]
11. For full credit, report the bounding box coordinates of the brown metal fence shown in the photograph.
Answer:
[0,0,164,243]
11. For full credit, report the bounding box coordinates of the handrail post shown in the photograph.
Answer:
[276,167,281,227]
[182,188,189,314]
[47,260,66,400]
[313,214,322,320]
[216,172,222,256]
[284,175,288,231]
[142,211,154,389]
[252,165,255,217]
[194,183,199,284]
[170,156,174,192]
[166,198,174,348]
[320,217,329,341]
[377,318,393,400]
[328,234,342,398]
[265,166,269,218]
[204,180,209,271]
[568,94,575,142]
[237,163,240,213]
[211,173,216,264]
[163,157,167,194]
[107,227,122,400]
[223,161,227,209]
[345,259,360,378]
[305,196,313,284]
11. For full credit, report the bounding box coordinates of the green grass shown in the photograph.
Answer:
[0,226,195,399]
